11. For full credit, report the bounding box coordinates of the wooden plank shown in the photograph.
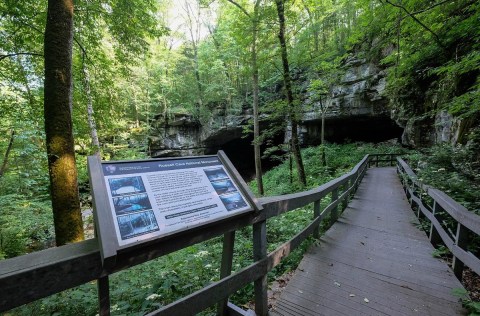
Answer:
[267,217,321,271]
[429,188,480,235]
[0,155,370,313]
[98,276,110,316]
[260,174,348,219]
[285,277,433,316]
[113,212,256,271]
[271,168,466,315]
[4,155,473,316]
[429,201,442,245]
[253,220,268,316]
[396,158,416,178]
[305,244,458,289]
[146,210,323,316]
[290,261,459,315]
[313,200,321,239]
[218,231,235,316]
[226,302,255,316]
[330,188,339,224]
[0,239,103,311]
[314,239,456,279]
[146,258,268,316]
[260,155,369,220]
[276,286,378,316]
[410,192,480,276]
[299,255,462,304]
[453,223,469,280]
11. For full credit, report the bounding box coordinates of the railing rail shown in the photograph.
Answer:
[0,154,396,315]
[396,157,480,280]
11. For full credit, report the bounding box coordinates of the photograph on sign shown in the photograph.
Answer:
[108,176,146,196]
[101,156,252,246]
[117,210,159,240]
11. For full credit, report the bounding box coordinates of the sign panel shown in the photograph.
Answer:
[99,156,252,247]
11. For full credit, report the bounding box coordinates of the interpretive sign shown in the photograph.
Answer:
[88,151,260,266]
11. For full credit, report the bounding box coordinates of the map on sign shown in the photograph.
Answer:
[101,156,251,246]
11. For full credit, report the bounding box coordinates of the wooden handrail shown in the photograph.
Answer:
[0,153,393,315]
[396,157,480,280]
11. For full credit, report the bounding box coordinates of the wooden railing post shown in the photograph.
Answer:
[217,231,235,316]
[98,275,110,316]
[415,182,424,219]
[341,182,349,211]
[353,171,358,192]
[429,201,442,246]
[253,221,268,316]
[453,223,469,280]
[331,188,339,225]
[313,200,321,239]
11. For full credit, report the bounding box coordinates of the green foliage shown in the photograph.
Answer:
[7,143,407,314]
[1,0,479,312]
[432,245,451,258]
[370,0,480,119]
[453,288,480,315]
[405,140,480,260]
[405,142,480,214]
[0,194,53,259]
[431,51,480,118]
[251,142,407,196]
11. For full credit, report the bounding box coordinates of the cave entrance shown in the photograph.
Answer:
[205,132,285,181]
[302,116,403,145]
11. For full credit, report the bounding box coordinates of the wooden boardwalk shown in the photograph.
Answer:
[270,167,466,316]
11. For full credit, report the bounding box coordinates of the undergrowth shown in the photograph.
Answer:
[4,142,407,315]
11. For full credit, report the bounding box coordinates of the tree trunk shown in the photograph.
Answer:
[252,1,264,196]
[275,0,307,187]
[82,61,101,156]
[301,0,319,53]
[184,0,203,115]
[321,110,326,166]
[0,130,15,178]
[226,0,264,195]
[44,0,84,246]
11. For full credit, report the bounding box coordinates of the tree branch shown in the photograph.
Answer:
[0,52,43,61]
[225,0,251,19]
[384,0,445,49]
[408,0,452,16]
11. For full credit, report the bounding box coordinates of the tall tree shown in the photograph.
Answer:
[226,0,264,195]
[0,130,15,178]
[182,0,204,114]
[275,0,307,187]
[44,0,84,245]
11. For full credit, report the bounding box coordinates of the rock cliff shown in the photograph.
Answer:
[148,53,469,159]
[149,56,402,159]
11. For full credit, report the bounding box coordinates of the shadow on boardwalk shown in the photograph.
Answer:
[270,167,466,316]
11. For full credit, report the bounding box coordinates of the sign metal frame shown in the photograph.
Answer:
[88,151,261,268]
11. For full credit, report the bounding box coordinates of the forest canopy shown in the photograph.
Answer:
[0,0,479,248]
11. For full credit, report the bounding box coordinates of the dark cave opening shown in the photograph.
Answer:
[205,116,403,181]
[205,132,285,182]
[302,116,404,145]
